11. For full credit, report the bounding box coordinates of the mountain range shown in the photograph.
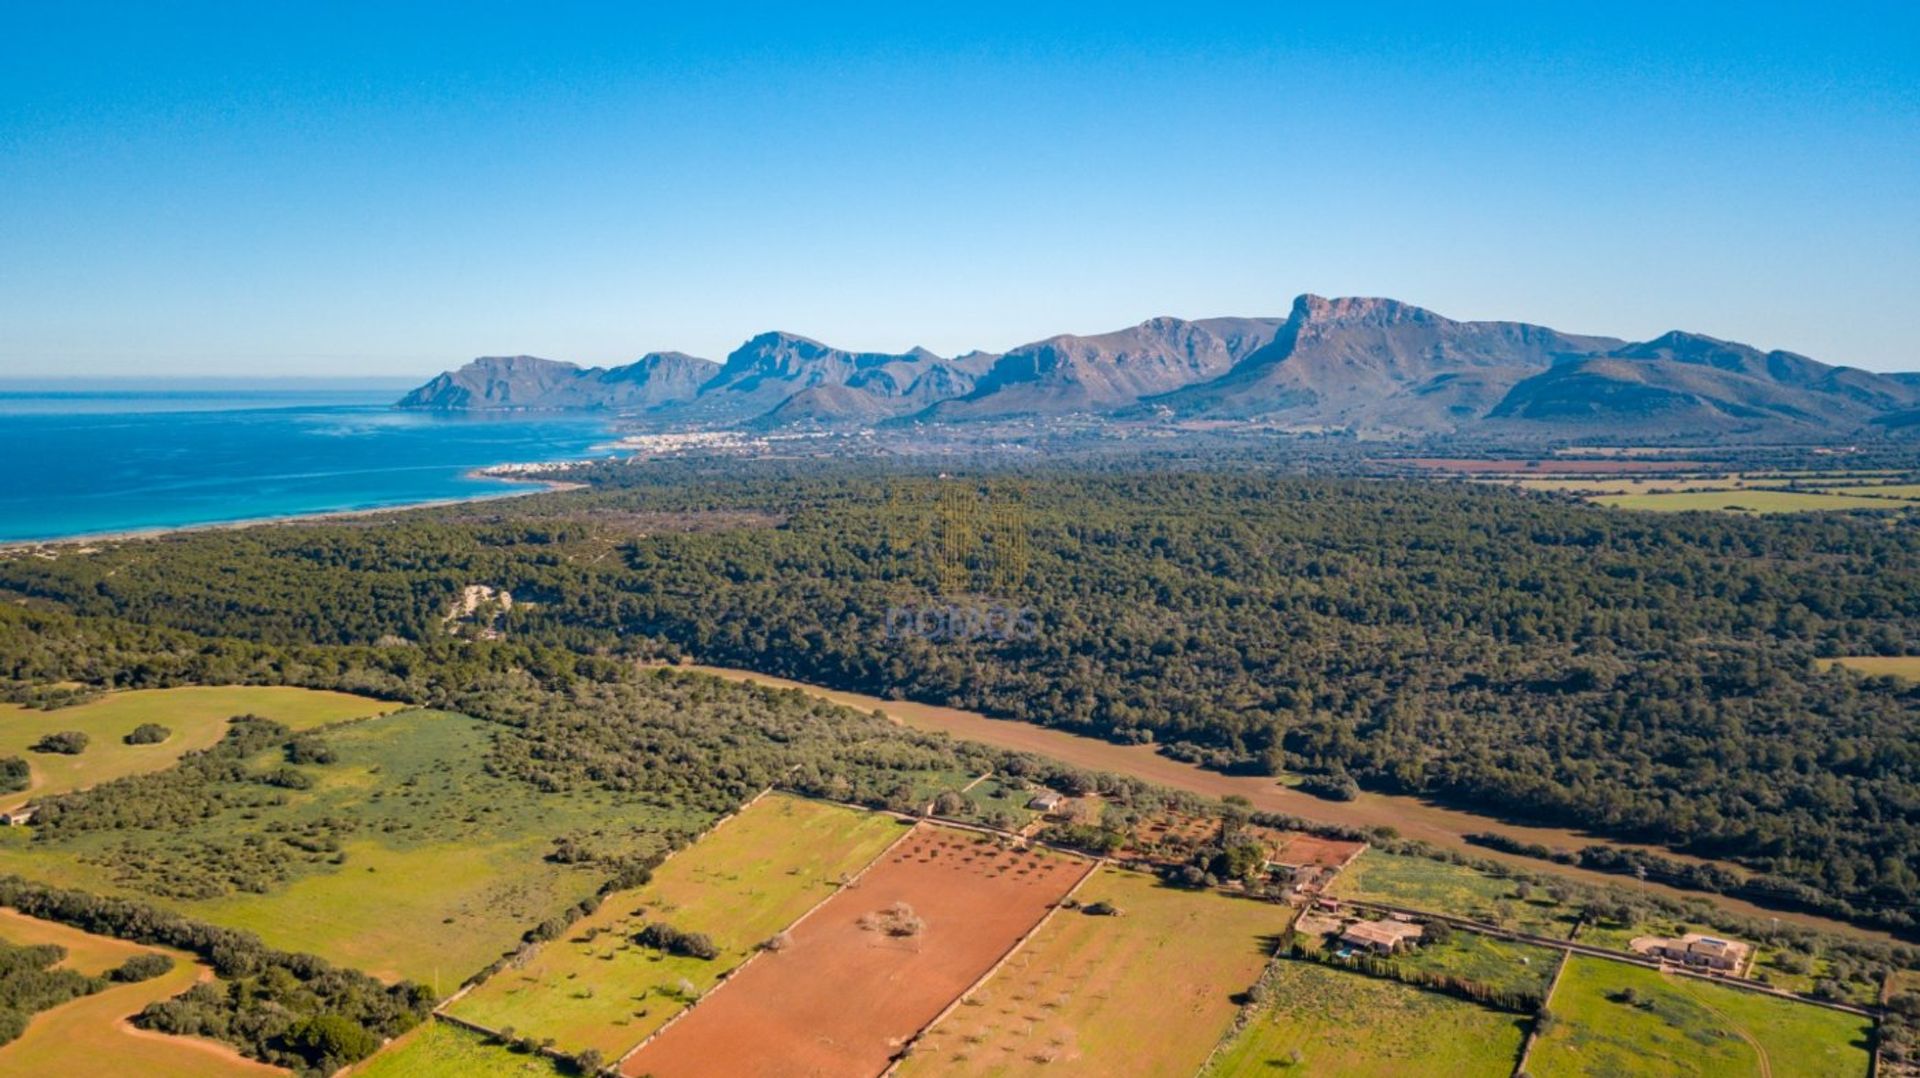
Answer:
[398,295,1918,441]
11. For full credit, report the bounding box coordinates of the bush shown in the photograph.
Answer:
[123,723,172,745]
[108,952,175,982]
[0,757,27,795]
[284,735,336,765]
[29,731,88,755]
[1296,773,1359,801]
[285,1012,380,1068]
[635,922,719,960]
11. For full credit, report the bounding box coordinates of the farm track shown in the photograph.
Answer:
[675,664,1897,945]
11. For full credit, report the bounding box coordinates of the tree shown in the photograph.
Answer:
[30,731,88,755]
[285,1013,380,1067]
[123,723,171,745]
[0,757,27,794]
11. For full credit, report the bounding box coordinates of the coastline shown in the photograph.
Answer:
[0,472,587,552]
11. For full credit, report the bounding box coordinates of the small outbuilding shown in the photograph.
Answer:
[1026,791,1065,812]
[0,806,37,826]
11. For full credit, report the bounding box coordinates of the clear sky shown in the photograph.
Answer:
[2,2,1916,377]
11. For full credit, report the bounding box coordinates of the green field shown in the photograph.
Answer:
[1528,956,1873,1078]
[447,793,904,1058]
[0,685,394,809]
[0,709,709,987]
[1807,482,1920,499]
[903,867,1286,1076]
[1327,851,1578,937]
[957,775,1043,829]
[1592,490,1909,513]
[1203,958,1528,1076]
[1396,928,1558,998]
[350,1021,565,1078]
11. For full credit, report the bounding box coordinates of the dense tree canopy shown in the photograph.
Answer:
[3,461,1918,932]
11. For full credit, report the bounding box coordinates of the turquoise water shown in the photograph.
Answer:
[0,387,613,542]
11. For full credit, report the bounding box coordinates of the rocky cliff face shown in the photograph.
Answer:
[398,297,1914,441]
[397,352,718,412]
[919,316,1284,420]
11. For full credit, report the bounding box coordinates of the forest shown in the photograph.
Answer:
[2,458,1918,934]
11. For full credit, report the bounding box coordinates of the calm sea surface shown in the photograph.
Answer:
[0,385,613,542]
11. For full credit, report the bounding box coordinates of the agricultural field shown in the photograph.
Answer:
[1528,956,1873,1078]
[955,775,1043,829]
[1327,850,1579,937]
[0,910,277,1077]
[1808,482,1920,499]
[1397,929,1558,999]
[0,685,394,809]
[1271,831,1367,869]
[1202,958,1528,1076]
[902,867,1285,1076]
[447,793,904,1058]
[350,1021,564,1077]
[1592,489,1911,513]
[623,825,1093,1077]
[1825,655,1920,679]
[0,709,710,987]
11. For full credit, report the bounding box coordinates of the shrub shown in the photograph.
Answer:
[108,952,175,982]
[0,757,27,794]
[634,922,719,960]
[29,731,88,755]
[285,1012,380,1068]
[123,723,172,745]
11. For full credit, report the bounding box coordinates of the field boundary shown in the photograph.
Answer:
[1193,911,1299,1075]
[1512,948,1569,1077]
[879,853,1105,1075]
[1336,897,1878,1018]
[433,783,781,1014]
[612,814,925,1072]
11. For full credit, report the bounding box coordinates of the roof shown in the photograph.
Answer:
[1341,920,1424,947]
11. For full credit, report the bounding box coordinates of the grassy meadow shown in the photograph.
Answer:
[447,793,904,1058]
[1202,958,1528,1076]
[1825,655,1920,679]
[1327,850,1579,937]
[0,685,394,808]
[350,1021,565,1078]
[1528,956,1872,1078]
[1396,928,1558,998]
[903,867,1286,1076]
[0,709,711,987]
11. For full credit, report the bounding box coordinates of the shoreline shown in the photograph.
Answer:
[0,471,587,552]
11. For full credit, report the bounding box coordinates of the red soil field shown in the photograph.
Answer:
[1401,457,1709,474]
[622,825,1093,1078]
[1271,831,1366,868]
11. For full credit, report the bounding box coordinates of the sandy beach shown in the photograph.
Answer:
[0,473,585,552]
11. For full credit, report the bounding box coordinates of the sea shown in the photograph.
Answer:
[0,382,615,543]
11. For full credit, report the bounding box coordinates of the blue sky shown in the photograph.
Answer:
[2,3,1916,376]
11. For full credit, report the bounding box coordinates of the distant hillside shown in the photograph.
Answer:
[397,296,1913,442]
[681,333,992,424]
[1491,332,1916,434]
[918,316,1283,420]
[1147,295,1622,431]
[399,352,716,412]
